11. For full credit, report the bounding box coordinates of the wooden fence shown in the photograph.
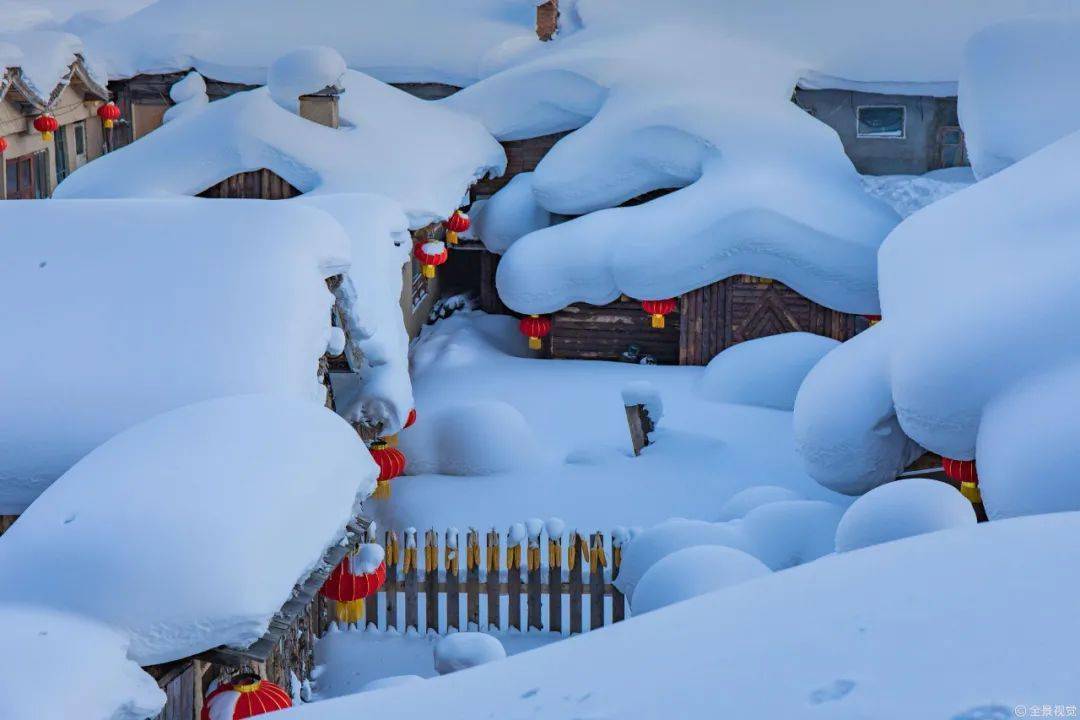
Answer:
[358,527,628,635]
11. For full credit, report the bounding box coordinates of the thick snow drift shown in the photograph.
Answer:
[699,333,839,411]
[274,512,1080,719]
[162,70,208,123]
[0,605,165,720]
[631,545,770,615]
[834,479,976,553]
[0,29,97,97]
[0,199,347,513]
[433,633,507,675]
[0,394,376,664]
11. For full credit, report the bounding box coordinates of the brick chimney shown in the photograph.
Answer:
[298,85,341,129]
[537,0,559,41]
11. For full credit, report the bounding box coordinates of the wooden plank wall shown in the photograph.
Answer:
[197,169,300,200]
[550,297,681,363]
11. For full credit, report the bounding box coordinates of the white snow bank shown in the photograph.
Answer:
[861,170,975,219]
[359,676,425,693]
[0,0,151,34]
[0,394,376,665]
[715,485,802,521]
[162,70,208,124]
[433,633,507,675]
[631,545,770,615]
[835,479,976,553]
[447,23,898,315]
[0,199,347,513]
[85,0,538,86]
[55,66,505,230]
[278,512,1080,720]
[699,333,839,411]
[268,46,346,113]
[0,29,93,98]
[472,173,553,254]
[960,18,1080,179]
[0,605,165,720]
[397,401,547,477]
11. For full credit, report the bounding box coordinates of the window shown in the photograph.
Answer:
[857,105,906,139]
[5,152,49,199]
[54,127,70,182]
[74,121,86,157]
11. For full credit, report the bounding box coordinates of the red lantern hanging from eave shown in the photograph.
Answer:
[0,136,7,154]
[201,674,292,720]
[369,438,406,499]
[414,240,448,279]
[33,114,58,142]
[404,407,417,429]
[519,314,551,351]
[943,458,980,504]
[641,298,677,329]
[97,101,121,129]
[863,314,882,326]
[319,549,387,624]
[443,210,470,245]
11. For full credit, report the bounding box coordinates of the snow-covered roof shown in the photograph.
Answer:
[83,0,540,86]
[54,65,505,230]
[0,29,107,106]
[0,394,376,666]
[0,199,349,513]
[275,511,1080,718]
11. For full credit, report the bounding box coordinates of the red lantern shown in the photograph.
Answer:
[201,674,292,720]
[97,102,121,129]
[0,136,7,154]
[641,298,677,329]
[443,210,470,246]
[943,458,980,503]
[320,548,386,623]
[414,240,448,279]
[369,439,406,499]
[863,314,882,326]
[33,114,58,142]
[404,408,417,429]
[519,314,551,351]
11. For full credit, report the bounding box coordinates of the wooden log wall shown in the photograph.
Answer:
[550,297,681,363]
[197,169,300,200]
[364,526,628,635]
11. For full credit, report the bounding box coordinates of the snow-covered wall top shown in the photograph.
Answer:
[446,24,899,314]
[0,394,376,665]
[0,199,348,513]
[54,65,505,229]
[84,0,539,86]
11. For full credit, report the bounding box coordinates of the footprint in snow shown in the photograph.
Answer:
[808,679,856,704]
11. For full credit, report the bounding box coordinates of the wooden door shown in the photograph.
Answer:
[4,156,35,199]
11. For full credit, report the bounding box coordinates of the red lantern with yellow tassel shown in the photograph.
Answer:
[443,210,470,246]
[33,114,58,142]
[0,136,7,155]
[641,298,677,329]
[943,458,980,504]
[201,674,292,720]
[519,314,551,351]
[369,439,405,499]
[319,547,386,624]
[97,101,121,129]
[414,240,448,279]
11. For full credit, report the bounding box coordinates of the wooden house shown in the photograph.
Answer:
[1,55,111,199]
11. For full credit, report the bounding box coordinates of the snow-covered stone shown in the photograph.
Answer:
[433,633,506,675]
[835,479,976,553]
[630,545,770,615]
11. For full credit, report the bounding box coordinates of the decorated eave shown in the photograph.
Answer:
[1,54,109,113]
[199,516,372,666]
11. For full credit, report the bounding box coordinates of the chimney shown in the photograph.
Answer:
[298,85,341,129]
[537,0,559,41]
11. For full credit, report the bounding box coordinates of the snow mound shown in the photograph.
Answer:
[700,333,839,411]
[162,71,208,124]
[716,486,803,521]
[0,394,376,664]
[631,545,770,615]
[359,676,425,693]
[398,401,545,477]
[835,479,976,553]
[473,173,553,255]
[268,46,347,113]
[740,500,844,570]
[0,605,165,720]
[434,633,506,675]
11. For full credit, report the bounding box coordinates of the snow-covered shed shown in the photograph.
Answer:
[1,31,111,198]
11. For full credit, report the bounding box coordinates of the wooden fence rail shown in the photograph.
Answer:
[358,525,629,635]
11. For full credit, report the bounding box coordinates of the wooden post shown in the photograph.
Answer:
[364,526,378,626]
[446,528,461,633]
[486,528,501,631]
[548,532,563,634]
[466,528,480,630]
[611,530,626,624]
[527,525,543,631]
[425,529,439,633]
[568,532,584,635]
[384,530,399,631]
[404,528,418,632]
[624,404,654,456]
[589,532,607,631]
[507,527,523,632]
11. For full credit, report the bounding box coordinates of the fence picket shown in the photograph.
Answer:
[425,529,439,633]
[527,525,543,631]
[548,534,562,634]
[486,528,501,631]
[466,528,480,630]
[569,532,584,635]
[446,528,460,632]
[364,527,378,624]
[589,532,607,630]
[612,531,625,623]
[507,527,522,632]
[404,528,418,632]
[384,530,399,631]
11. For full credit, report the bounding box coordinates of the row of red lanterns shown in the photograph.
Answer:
[413,210,471,279]
[515,299,677,352]
[22,102,121,144]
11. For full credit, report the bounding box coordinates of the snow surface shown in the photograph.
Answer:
[161,70,207,124]
[84,0,540,86]
[620,380,662,422]
[699,333,839,411]
[0,0,151,34]
[433,633,507,675]
[630,545,770,615]
[834,479,976,553]
[0,29,95,98]
[471,172,553,254]
[861,169,975,219]
[0,199,348,513]
[0,605,165,720]
[715,485,803,521]
[0,394,376,664]
[275,512,1080,719]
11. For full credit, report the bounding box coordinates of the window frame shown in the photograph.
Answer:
[855,104,907,140]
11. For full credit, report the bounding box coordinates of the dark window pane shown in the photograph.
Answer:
[857,106,905,138]
[74,123,86,155]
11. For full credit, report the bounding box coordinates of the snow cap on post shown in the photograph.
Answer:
[268,46,347,117]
